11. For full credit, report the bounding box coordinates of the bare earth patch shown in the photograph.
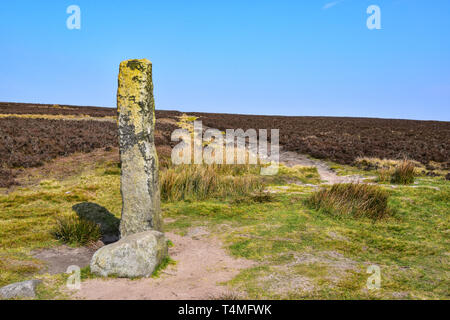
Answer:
[254,250,359,297]
[74,232,254,300]
[32,245,99,275]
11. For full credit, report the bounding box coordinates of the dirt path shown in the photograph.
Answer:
[279,149,366,184]
[68,146,364,300]
[185,117,363,185]
[74,231,253,300]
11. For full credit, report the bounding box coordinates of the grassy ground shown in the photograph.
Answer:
[164,176,449,299]
[0,151,122,297]
[0,149,448,299]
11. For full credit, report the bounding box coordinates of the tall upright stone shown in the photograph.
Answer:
[117,59,162,237]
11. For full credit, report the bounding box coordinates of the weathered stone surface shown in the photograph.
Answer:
[117,59,162,236]
[0,280,41,299]
[90,231,168,278]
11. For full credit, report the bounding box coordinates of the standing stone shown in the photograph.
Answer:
[117,59,162,237]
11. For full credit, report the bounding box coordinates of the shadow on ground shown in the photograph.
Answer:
[33,203,120,275]
[72,202,120,244]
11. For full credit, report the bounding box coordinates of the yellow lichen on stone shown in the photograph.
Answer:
[116,58,162,236]
[117,59,154,136]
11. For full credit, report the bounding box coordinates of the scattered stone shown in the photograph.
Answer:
[117,59,162,236]
[90,231,168,278]
[185,227,209,240]
[0,280,41,299]
[261,273,314,294]
[391,291,410,299]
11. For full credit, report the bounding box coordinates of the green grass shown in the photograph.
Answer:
[306,183,391,220]
[276,165,321,184]
[152,256,177,278]
[163,177,449,299]
[0,152,448,299]
[0,158,122,289]
[51,215,101,246]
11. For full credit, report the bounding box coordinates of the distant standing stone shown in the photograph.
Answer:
[0,280,42,299]
[117,59,162,237]
[90,230,168,278]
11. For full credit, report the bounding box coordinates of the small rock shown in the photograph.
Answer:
[185,227,209,239]
[90,230,168,278]
[0,280,41,299]
[392,291,409,299]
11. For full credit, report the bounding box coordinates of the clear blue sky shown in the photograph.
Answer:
[0,0,449,120]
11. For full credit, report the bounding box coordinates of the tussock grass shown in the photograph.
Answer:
[160,164,263,201]
[373,160,417,184]
[391,160,416,184]
[306,183,390,220]
[376,168,394,183]
[51,215,101,246]
[355,157,423,171]
[0,149,448,298]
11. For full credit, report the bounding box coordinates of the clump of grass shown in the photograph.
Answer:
[160,164,262,201]
[250,189,274,203]
[231,188,274,204]
[152,256,177,278]
[277,165,321,184]
[51,215,101,246]
[355,157,423,171]
[391,160,415,184]
[306,183,390,220]
[376,168,394,183]
[374,160,417,184]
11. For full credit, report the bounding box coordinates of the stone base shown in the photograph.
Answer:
[0,280,41,299]
[90,231,168,278]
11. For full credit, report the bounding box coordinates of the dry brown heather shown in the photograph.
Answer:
[0,102,449,188]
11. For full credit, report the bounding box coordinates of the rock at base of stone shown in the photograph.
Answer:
[0,280,42,299]
[90,230,168,278]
